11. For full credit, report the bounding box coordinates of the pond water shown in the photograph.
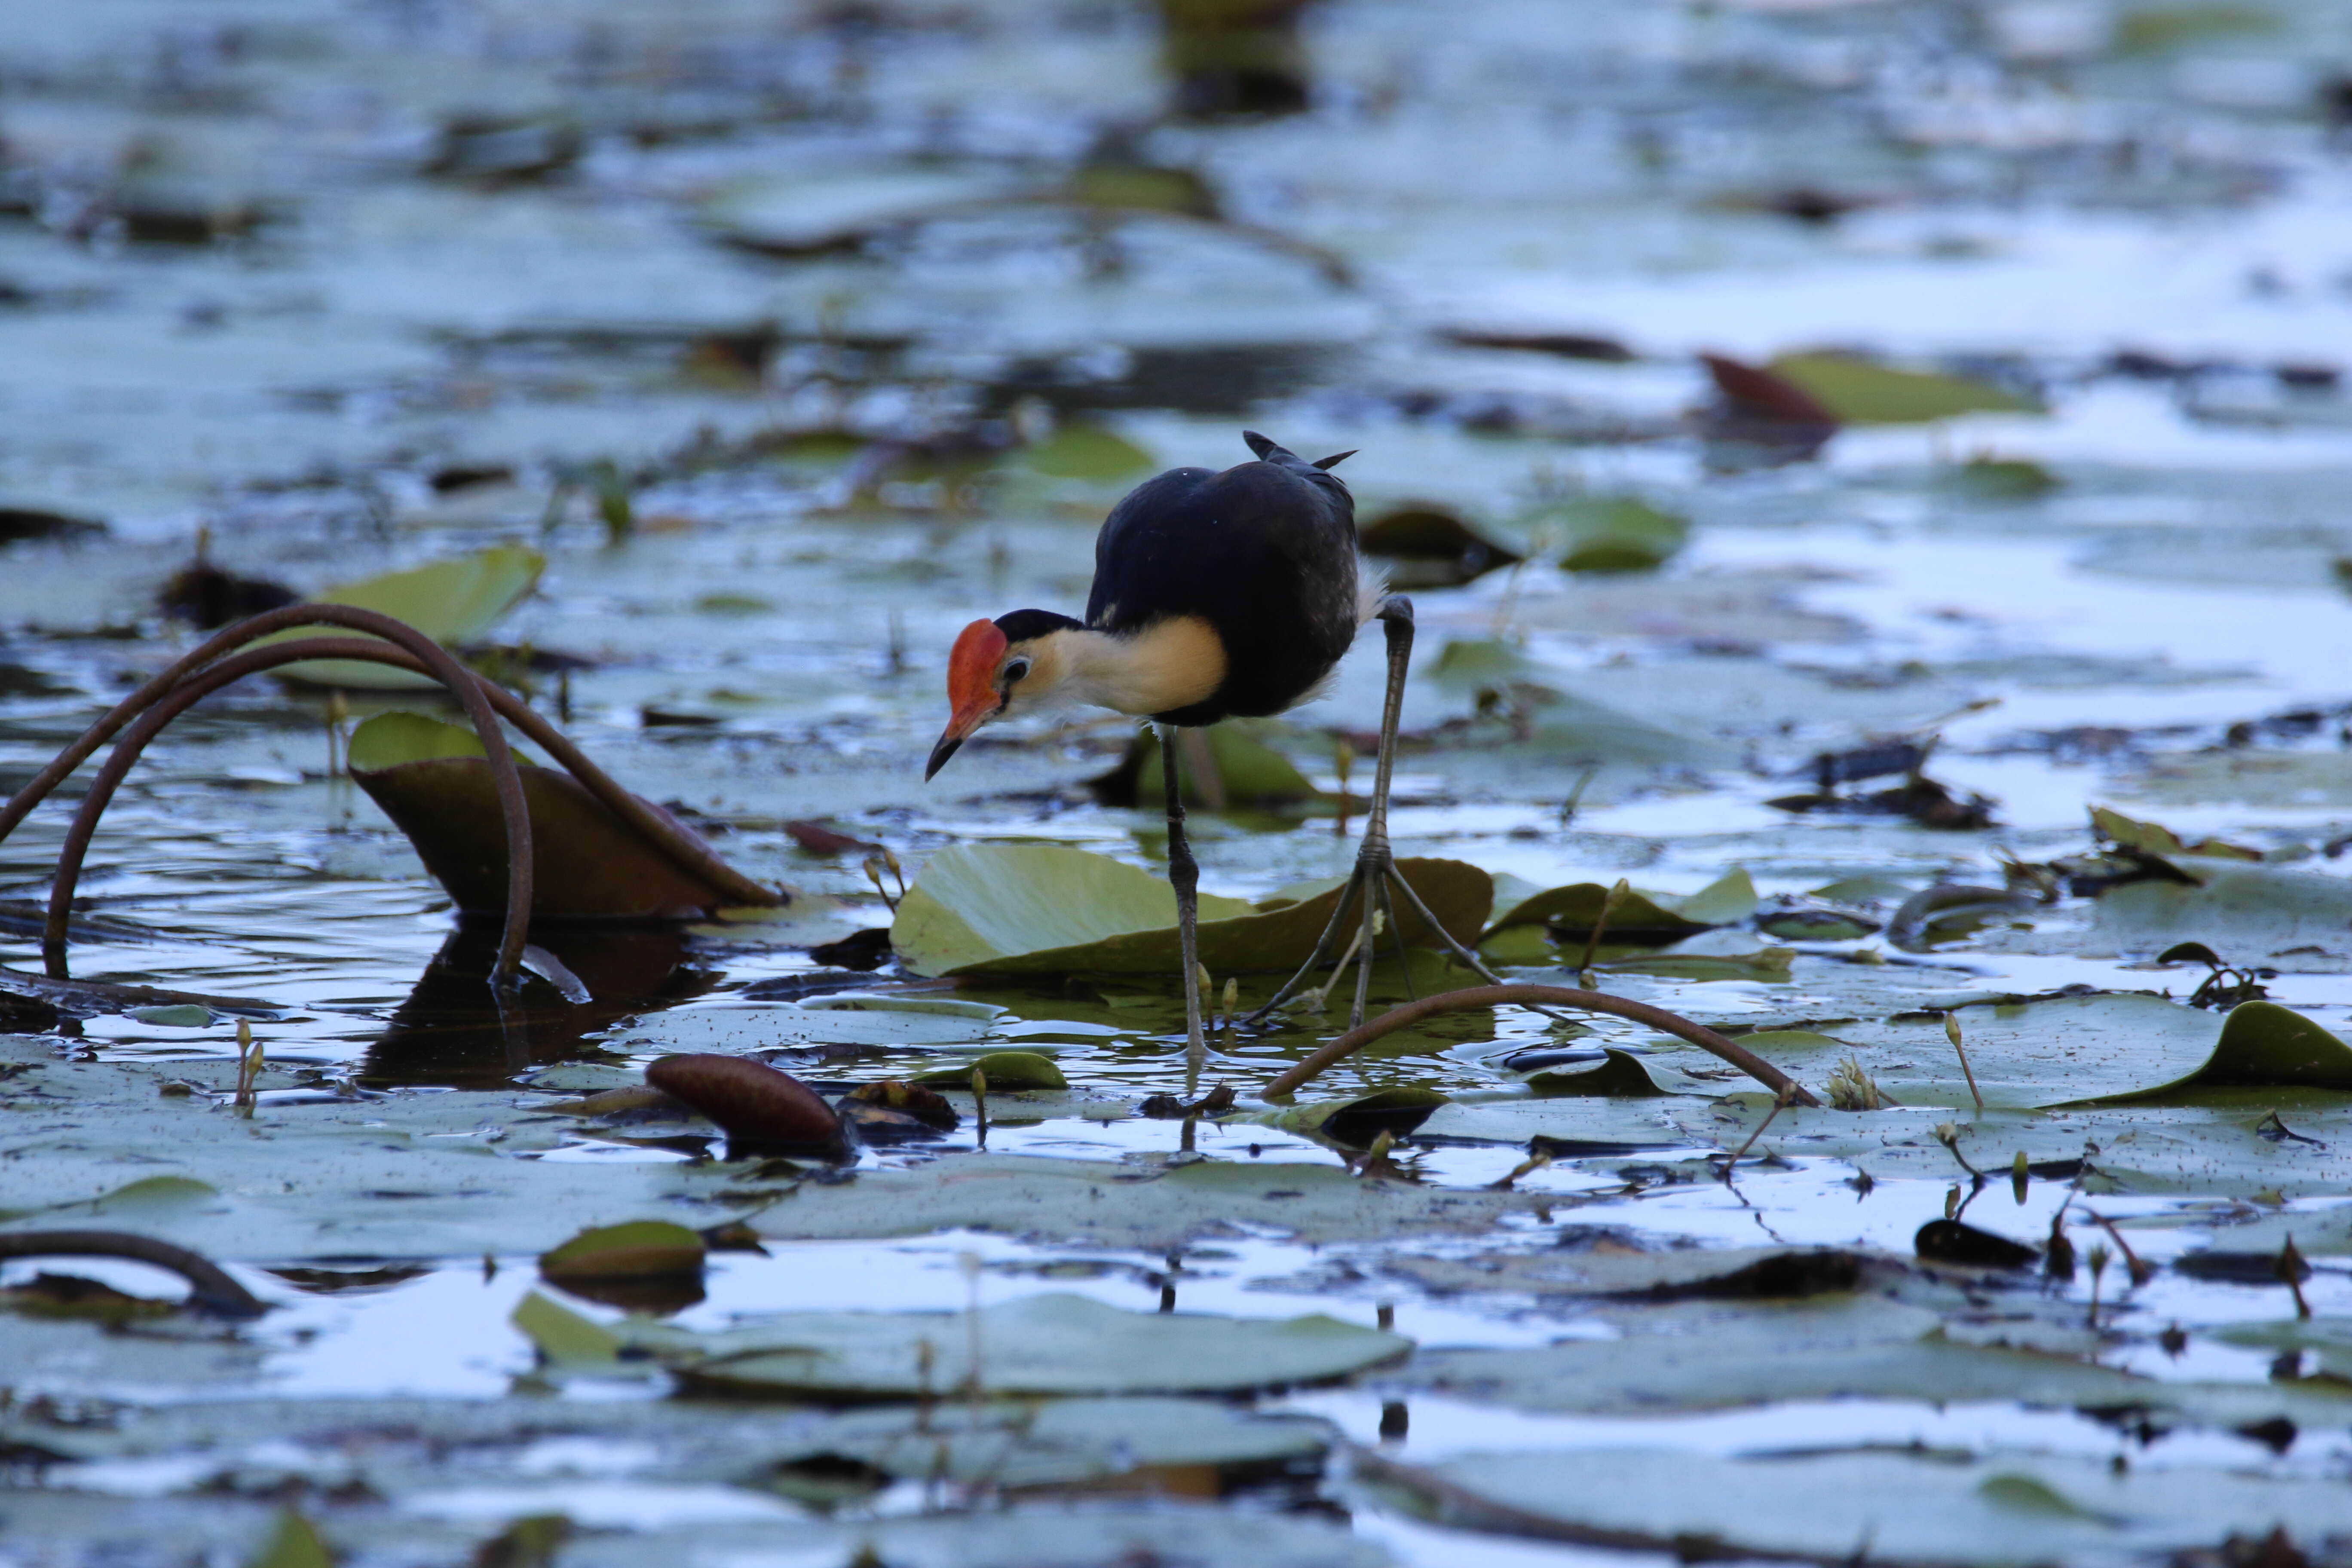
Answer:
[10,3,2352,1565]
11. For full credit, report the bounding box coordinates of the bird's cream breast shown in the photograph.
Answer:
[1063,616,1227,717]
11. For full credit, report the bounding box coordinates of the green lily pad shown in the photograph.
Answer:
[1394,1291,2352,1430]
[539,1220,706,1282]
[1360,1444,2352,1563]
[1254,1085,1449,1147]
[1023,424,1156,480]
[511,1290,625,1368]
[245,1509,334,1568]
[1531,495,1690,573]
[2086,1001,2352,1104]
[749,1152,1556,1250]
[622,1291,1409,1399]
[266,545,544,689]
[1767,353,2042,424]
[345,710,538,771]
[2091,805,2263,862]
[1092,725,1324,809]
[891,844,1490,977]
[913,1050,1067,1091]
[2093,860,2352,961]
[1483,867,1755,941]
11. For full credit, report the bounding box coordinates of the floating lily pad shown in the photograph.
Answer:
[2092,805,2263,862]
[616,1291,1407,1399]
[891,844,1489,977]
[1483,868,1755,942]
[1532,496,1690,573]
[2093,860,2352,961]
[267,545,544,689]
[539,1220,706,1283]
[1087,725,1325,809]
[1393,1292,2352,1430]
[1361,1444,2352,1562]
[751,1153,1554,1250]
[1022,424,1156,481]
[1768,353,2043,424]
[912,1050,1066,1091]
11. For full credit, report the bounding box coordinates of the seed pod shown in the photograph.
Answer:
[645,1054,845,1157]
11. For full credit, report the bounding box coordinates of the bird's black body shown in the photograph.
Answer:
[1079,432,1359,726]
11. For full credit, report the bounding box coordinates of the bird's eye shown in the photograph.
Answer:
[1003,657,1032,683]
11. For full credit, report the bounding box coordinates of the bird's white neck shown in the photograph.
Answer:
[1034,618,1228,719]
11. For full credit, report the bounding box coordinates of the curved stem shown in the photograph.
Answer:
[0,1228,268,1317]
[1265,984,1820,1105]
[42,637,784,983]
[40,641,524,992]
[8,606,531,985]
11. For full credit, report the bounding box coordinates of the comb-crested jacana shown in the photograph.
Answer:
[925,430,1509,1054]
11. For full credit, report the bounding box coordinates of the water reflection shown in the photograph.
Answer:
[363,922,716,1088]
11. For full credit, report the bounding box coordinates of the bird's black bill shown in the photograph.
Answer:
[924,733,964,780]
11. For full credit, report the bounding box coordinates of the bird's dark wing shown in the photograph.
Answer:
[1087,436,1360,721]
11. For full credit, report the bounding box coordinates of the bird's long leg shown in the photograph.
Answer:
[1159,722,1207,1059]
[1340,596,1416,1026]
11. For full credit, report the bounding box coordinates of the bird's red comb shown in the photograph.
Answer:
[928,619,1008,780]
[946,619,1007,716]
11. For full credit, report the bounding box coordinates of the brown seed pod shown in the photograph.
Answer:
[644,1054,845,1156]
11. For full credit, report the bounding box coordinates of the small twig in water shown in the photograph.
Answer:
[1945,1011,1984,1112]
[971,1065,989,1148]
[1576,879,1628,987]
[2080,1209,2153,1287]
[2086,1242,2110,1329]
[1489,1146,1554,1191]
[1722,1082,1798,1171]
[2281,1235,2313,1320]
[1558,764,1599,832]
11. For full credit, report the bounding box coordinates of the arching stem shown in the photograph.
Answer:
[0,1229,267,1317]
[20,610,533,988]
[1265,983,1821,1105]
